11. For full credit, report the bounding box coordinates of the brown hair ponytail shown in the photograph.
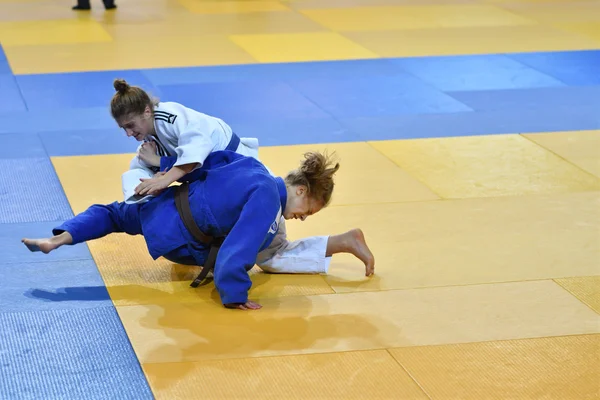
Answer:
[110,78,156,121]
[285,151,340,206]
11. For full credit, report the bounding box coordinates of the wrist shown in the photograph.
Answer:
[158,173,175,184]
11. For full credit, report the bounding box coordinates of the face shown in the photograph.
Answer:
[117,106,154,141]
[284,185,324,221]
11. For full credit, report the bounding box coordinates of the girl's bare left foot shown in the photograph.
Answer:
[22,238,57,254]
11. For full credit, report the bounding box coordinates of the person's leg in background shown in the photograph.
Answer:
[72,0,116,11]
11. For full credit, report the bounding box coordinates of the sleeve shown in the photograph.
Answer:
[122,152,155,203]
[168,115,215,168]
[213,183,281,306]
[160,155,178,172]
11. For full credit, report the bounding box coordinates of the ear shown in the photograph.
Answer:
[143,105,153,117]
[296,185,307,196]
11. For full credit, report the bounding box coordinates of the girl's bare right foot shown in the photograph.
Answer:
[347,229,375,276]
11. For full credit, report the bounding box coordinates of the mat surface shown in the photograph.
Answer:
[1,0,599,398]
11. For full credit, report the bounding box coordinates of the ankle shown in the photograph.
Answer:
[50,231,73,247]
[325,232,351,257]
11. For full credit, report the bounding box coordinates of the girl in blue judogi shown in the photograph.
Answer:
[22,150,373,310]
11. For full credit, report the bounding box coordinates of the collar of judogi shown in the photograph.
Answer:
[275,177,287,213]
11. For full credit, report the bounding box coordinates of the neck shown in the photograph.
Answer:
[284,184,293,209]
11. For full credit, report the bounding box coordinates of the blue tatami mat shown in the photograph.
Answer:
[0,306,153,400]
[2,260,111,313]
[448,85,600,112]
[0,49,598,152]
[16,70,160,111]
[142,58,403,86]
[287,74,473,119]
[233,116,363,146]
[0,132,48,159]
[0,75,27,113]
[389,54,566,91]
[157,80,331,123]
[39,128,139,157]
[342,104,600,142]
[0,107,116,135]
[0,158,74,224]
[508,50,600,86]
[0,50,11,75]
[0,222,92,265]
[0,44,11,75]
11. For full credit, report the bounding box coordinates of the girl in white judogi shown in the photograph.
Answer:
[111,79,374,277]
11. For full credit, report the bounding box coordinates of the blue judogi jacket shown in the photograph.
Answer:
[140,151,287,305]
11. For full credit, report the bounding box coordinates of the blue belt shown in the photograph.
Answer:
[226,132,240,152]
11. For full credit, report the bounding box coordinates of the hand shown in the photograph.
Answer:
[154,171,167,178]
[225,300,262,310]
[135,175,170,196]
[139,141,161,167]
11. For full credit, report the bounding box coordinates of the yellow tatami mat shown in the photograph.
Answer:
[369,134,600,199]
[0,19,112,46]
[298,4,536,32]
[4,0,599,73]
[555,276,600,315]
[116,280,599,364]
[51,153,133,214]
[285,191,600,293]
[5,35,258,74]
[390,334,600,400]
[497,1,600,24]
[556,21,600,43]
[178,0,290,14]
[523,130,600,178]
[343,25,599,57]
[229,32,378,63]
[143,349,430,399]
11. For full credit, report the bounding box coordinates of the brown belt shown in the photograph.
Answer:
[174,182,223,288]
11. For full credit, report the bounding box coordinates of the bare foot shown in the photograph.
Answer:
[22,238,59,254]
[347,229,375,276]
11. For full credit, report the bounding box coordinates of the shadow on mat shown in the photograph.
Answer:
[21,271,272,306]
[24,286,111,302]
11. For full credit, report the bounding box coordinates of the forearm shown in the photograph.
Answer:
[214,190,280,306]
[161,163,198,185]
